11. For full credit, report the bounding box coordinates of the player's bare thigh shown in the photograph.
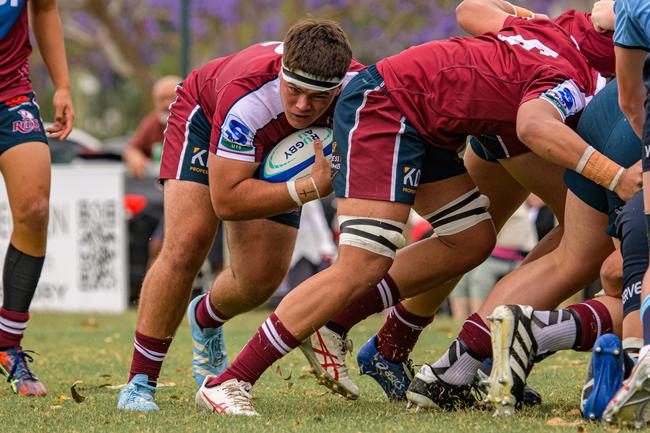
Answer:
[224,218,298,289]
[463,145,528,231]
[500,150,567,224]
[0,141,51,255]
[159,180,218,263]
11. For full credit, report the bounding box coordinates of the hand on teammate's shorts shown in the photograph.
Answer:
[310,139,334,197]
[615,161,643,202]
[46,87,75,140]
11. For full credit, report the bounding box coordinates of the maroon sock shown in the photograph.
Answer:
[376,303,434,362]
[567,300,614,351]
[195,293,230,329]
[208,313,300,386]
[129,331,173,385]
[458,313,492,359]
[327,274,401,334]
[0,308,28,348]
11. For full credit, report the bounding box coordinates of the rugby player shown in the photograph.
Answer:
[117,18,364,411]
[194,5,640,416]
[0,0,74,397]
[302,0,633,404]
[587,1,650,425]
[478,79,641,417]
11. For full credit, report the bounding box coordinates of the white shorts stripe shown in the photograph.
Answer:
[175,104,201,179]
[389,117,406,201]
[346,85,382,197]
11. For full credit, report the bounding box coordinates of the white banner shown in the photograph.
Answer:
[0,164,127,313]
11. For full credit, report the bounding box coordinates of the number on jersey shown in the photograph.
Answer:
[497,34,558,58]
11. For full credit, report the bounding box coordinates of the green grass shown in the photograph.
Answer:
[1,310,616,432]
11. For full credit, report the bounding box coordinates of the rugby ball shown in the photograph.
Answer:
[260,127,333,183]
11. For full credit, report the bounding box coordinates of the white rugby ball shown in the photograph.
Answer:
[260,126,333,183]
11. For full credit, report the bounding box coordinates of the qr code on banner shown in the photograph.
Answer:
[78,199,117,291]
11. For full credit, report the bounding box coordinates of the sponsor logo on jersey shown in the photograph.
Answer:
[622,281,642,304]
[189,146,208,175]
[330,140,341,178]
[5,95,30,107]
[540,80,585,120]
[12,109,41,134]
[220,114,254,152]
[402,166,421,194]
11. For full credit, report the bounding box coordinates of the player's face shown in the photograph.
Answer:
[280,78,339,129]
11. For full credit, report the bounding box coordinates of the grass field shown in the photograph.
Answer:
[1,309,619,432]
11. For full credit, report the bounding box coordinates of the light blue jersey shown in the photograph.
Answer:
[614,0,650,50]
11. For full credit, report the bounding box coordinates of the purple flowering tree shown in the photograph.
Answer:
[32,0,585,136]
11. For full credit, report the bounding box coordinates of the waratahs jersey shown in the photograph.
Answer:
[375,15,606,155]
[177,42,364,163]
[0,0,32,102]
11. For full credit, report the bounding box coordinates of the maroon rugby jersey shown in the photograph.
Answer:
[0,1,32,102]
[376,16,605,153]
[180,42,365,163]
[553,10,615,77]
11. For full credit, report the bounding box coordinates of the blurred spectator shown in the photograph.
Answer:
[450,204,537,319]
[526,193,556,240]
[268,200,337,307]
[122,75,181,178]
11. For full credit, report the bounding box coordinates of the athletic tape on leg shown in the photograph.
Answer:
[422,188,491,236]
[338,216,405,259]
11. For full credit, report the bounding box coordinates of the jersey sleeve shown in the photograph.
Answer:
[521,70,588,122]
[212,83,258,163]
[613,0,650,51]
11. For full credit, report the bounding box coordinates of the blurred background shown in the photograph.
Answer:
[32,0,591,139]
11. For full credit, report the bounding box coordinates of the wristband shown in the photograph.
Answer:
[286,180,303,207]
[576,146,623,191]
[309,177,321,199]
[608,167,625,191]
[506,1,535,18]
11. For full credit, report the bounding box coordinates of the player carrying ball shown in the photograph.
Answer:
[195,1,640,416]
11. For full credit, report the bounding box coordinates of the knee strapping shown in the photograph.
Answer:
[338,216,406,259]
[423,188,491,236]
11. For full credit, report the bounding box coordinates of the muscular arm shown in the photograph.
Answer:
[208,140,332,220]
[615,46,648,138]
[456,0,543,36]
[517,98,642,200]
[30,0,73,139]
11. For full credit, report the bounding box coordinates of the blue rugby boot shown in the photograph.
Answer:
[188,294,228,387]
[357,334,414,401]
[581,333,625,421]
[117,374,159,411]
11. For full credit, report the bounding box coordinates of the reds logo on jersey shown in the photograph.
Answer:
[12,109,41,134]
